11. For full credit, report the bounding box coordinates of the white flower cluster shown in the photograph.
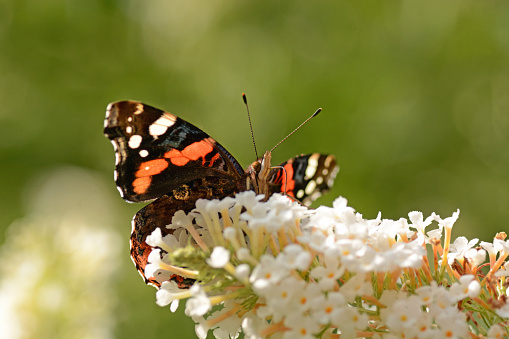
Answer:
[0,168,121,339]
[143,192,509,338]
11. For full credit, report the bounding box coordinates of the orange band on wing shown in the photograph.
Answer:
[208,152,221,167]
[133,159,169,194]
[136,159,169,176]
[133,177,152,194]
[281,162,295,195]
[164,139,214,166]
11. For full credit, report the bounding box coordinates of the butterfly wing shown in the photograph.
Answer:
[131,176,239,288]
[103,101,245,202]
[268,153,339,206]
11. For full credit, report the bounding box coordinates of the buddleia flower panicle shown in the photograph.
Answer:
[142,192,509,339]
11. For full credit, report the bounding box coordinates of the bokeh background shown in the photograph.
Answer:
[1,1,509,338]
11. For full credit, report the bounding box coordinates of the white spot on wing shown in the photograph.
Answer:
[128,135,143,149]
[296,189,304,199]
[149,113,176,136]
[305,154,319,179]
[116,186,124,197]
[149,124,167,136]
[324,155,334,168]
[316,176,323,184]
[105,103,113,118]
[139,149,149,157]
[110,140,120,165]
[328,178,334,187]
[126,126,133,134]
[133,103,144,115]
[305,180,316,195]
[159,113,177,126]
[327,165,339,187]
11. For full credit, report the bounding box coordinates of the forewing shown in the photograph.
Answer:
[103,101,244,202]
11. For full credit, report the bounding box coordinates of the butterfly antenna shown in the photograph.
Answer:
[243,93,259,159]
[270,108,322,153]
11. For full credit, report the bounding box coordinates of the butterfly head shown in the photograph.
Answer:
[245,151,272,199]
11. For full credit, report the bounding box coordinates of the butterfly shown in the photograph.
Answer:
[104,100,338,287]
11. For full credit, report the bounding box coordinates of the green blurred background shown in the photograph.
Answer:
[1,1,509,338]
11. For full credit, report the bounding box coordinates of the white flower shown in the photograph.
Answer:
[340,274,373,302]
[487,324,508,339]
[495,261,509,277]
[210,301,242,339]
[223,226,237,240]
[435,209,460,229]
[234,264,251,281]
[413,312,433,337]
[194,315,211,339]
[276,244,311,271]
[310,248,344,290]
[495,302,509,318]
[428,286,455,316]
[435,308,469,338]
[299,229,335,252]
[480,241,499,256]
[241,203,273,231]
[335,238,367,271]
[408,211,435,232]
[236,247,251,261]
[308,196,356,231]
[156,281,182,310]
[185,285,211,317]
[379,290,407,320]
[241,311,267,339]
[385,297,422,332]
[215,196,236,211]
[145,227,165,248]
[426,227,443,241]
[378,217,410,240]
[267,193,307,218]
[387,242,426,269]
[310,291,346,324]
[497,239,509,255]
[145,227,183,254]
[235,191,264,211]
[330,306,368,337]
[169,209,194,230]
[282,313,320,339]
[447,236,479,265]
[464,248,486,267]
[291,282,322,312]
[264,276,305,322]
[449,275,481,302]
[144,248,165,281]
[415,281,438,306]
[332,196,356,214]
[249,255,288,292]
[206,246,230,268]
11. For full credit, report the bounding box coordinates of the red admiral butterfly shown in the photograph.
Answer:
[104,100,338,287]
